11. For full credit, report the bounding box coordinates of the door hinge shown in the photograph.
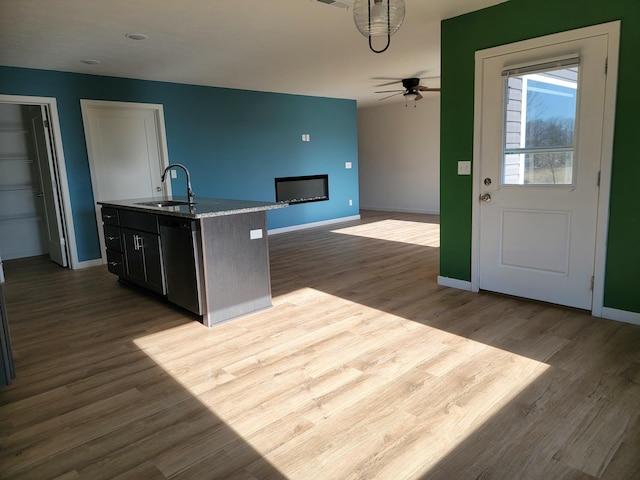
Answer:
[43,119,50,128]
[605,57,608,75]
[60,237,66,246]
[590,276,595,291]
[597,171,601,187]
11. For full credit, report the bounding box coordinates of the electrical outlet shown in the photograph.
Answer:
[171,170,178,179]
[345,162,352,169]
[349,199,353,206]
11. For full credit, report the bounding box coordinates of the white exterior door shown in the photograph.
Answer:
[29,106,68,267]
[81,101,169,261]
[477,33,609,310]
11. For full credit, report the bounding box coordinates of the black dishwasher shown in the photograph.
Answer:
[159,216,204,315]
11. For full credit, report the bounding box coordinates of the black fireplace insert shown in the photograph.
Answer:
[275,174,329,204]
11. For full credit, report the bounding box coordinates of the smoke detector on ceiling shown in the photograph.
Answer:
[314,0,353,8]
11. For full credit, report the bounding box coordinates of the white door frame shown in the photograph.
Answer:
[0,94,82,268]
[80,99,171,264]
[471,21,620,317]
[28,105,68,267]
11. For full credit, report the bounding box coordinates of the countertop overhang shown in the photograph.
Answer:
[98,196,288,219]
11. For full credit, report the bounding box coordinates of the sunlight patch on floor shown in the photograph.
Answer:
[133,291,550,479]
[331,219,440,247]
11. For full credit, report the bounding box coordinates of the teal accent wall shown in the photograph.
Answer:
[441,0,640,312]
[0,67,358,262]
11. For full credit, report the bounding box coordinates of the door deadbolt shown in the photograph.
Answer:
[480,193,491,203]
[484,177,492,186]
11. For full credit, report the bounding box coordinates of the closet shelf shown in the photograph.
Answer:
[0,214,42,223]
[0,156,34,163]
[0,185,35,192]
[0,128,29,134]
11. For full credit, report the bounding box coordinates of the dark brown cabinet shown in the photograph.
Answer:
[0,283,15,386]
[98,200,277,327]
[121,228,165,295]
[101,207,165,295]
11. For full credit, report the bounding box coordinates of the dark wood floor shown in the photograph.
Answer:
[1,210,639,479]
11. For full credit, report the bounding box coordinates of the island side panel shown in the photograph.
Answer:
[200,211,272,327]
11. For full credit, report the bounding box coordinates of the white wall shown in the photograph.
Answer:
[357,95,440,214]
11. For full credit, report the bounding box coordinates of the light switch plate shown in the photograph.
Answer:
[457,161,471,175]
[250,229,263,240]
[345,162,352,169]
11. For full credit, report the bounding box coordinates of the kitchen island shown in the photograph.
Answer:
[97,196,287,327]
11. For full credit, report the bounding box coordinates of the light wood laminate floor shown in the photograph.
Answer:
[1,211,639,479]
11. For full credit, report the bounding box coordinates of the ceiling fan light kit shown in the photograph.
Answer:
[353,0,405,53]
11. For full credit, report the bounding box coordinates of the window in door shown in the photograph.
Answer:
[502,58,579,185]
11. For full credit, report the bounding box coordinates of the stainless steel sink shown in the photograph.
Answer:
[135,200,194,208]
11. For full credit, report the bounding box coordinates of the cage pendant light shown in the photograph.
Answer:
[353,0,405,53]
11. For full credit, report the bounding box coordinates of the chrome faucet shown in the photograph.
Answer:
[161,163,195,204]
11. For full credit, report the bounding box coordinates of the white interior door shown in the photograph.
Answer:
[477,33,608,310]
[81,101,169,261]
[28,106,68,267]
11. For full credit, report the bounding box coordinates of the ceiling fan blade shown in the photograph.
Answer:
[378,92,404,101]
[373,75,440,88]
[410,70,429,79]
[373,79,403,87]
[415,92,423,101]
[417,86,441,92]
[375,89,404,93]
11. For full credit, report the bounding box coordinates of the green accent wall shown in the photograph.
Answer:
[440,0,640,312]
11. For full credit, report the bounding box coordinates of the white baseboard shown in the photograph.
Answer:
[437,276,473,291]
[73,258,104,270]
[268,215,361,235]
[361,206,440,215]
[601,307,640,326]
[437,278,640,326]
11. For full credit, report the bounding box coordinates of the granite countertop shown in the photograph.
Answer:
[98,196,288,219]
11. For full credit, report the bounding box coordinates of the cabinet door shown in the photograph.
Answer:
[104,225,122,252]
[139,231,165,295]
[122,228,165,295]
[106,249,125,277]
[122,228,146,285]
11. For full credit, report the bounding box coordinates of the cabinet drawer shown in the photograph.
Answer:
[101,207,120,226]
[104,225,122,252]
[106,249,124,277]
[119,210,159,234]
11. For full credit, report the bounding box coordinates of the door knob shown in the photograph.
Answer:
[156,186,162,192]
[480,193,491,203]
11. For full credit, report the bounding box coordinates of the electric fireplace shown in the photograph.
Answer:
[275,174,329,204]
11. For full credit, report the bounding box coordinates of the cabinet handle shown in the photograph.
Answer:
[134,234,144,250]
[104,214,115,219]
[107,236,118,241]
[108,261,120,267]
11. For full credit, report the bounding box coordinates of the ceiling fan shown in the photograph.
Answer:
[375,77,441,102]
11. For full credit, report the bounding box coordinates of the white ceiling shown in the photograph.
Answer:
[0,0,506,107]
